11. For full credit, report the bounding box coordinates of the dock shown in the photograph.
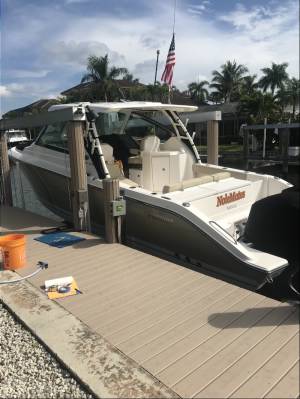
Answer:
[1,205,299,398]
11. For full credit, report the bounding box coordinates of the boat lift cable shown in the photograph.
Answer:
[0,261,48,285]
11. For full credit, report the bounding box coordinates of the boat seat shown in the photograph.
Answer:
[212,172,231,181]
[141,135,160,152]
[119,178,138,187]
[101,143,114,163]
[128,155,142,166]
[106,162,124,179]
[128,135,160,167]
[162,175,213,193]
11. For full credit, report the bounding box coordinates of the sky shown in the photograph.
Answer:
[0,0,299,115]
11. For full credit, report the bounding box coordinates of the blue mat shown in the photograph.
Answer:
[35,232,86,248]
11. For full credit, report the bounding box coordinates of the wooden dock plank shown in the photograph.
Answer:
[1,206,298,399]
[230,334,299,398]
[264,361,300,399]
[143,293,266,377]
[174,309,298,398]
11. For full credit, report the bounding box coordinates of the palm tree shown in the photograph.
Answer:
[259,62,289,95]
[239,92,280,122]
[284,78,300,118]
[188,80,209,104]
[81,54,128,101]
[123,73,140,84]
[241,75,259,96]
[210,60,248,103]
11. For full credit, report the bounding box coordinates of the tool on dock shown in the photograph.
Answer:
[44,276,81,299]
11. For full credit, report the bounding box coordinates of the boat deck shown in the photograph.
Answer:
[1,206,299,398]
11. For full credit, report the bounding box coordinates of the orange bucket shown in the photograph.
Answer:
[0,234,26,270]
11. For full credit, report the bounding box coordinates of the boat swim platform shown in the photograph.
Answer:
[0,206,299,398]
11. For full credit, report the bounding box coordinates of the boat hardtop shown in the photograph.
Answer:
[48,101,198,114]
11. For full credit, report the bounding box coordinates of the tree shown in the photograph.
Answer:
[123,73,140,84]
[210,60,248,103]
[239,92,280,123]
[81,54,128,101]
[241,75,259,96]
[285,78,300,119]
[259,62,289,95]
[188,80,209,104]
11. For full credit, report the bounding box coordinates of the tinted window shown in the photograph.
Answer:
[95,112,127,136]
[36,123,68,151]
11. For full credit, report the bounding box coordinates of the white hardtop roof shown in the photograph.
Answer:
[49,101,198,114]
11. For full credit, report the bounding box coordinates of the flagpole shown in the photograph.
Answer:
[161,0,176,103]
[168,0,176,103]
[172,0,176,34]
[154,49,160,85]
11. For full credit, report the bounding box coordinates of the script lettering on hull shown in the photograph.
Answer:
[216,191,245,207]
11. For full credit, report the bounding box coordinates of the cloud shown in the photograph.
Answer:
[0,85,11,97]
[133,59,164,81]
[1,0,299,115]
[6,69,50,79]
[140,36,162,50]
[44,40,125,68]
[64,0,90,3]
[187,8,203,15]
[187,1,209,15]
[219,1,299,41]
[2,82,60,99]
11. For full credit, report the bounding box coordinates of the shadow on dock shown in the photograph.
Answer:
[208,306,299,328]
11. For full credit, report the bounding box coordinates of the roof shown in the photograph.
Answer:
[196,102,239,114]
[61,80,145,96]
[49,101,198,114]
[2,99,59,118]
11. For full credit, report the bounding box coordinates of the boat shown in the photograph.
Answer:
[9,101,299,296]
[6,129,30,148]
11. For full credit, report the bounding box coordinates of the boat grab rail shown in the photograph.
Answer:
[209,220,238,245]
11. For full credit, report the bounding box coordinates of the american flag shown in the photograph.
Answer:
[161,33,175,86]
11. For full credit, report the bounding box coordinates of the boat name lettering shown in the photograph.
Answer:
[216,191,245,207]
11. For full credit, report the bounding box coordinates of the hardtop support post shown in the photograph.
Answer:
[207,120,219,165]
[0,131,13,206]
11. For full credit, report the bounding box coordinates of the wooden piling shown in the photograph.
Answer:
[66,121,90,231]
[103,178,120,243]
[280,128,290,176]
[0,131,13,206]
[243,127,249,170]
[207,120,219,165]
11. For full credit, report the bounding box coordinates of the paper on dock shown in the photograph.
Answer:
[45,276,80,300]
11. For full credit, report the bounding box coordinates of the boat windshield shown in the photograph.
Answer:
[95,111,175,142]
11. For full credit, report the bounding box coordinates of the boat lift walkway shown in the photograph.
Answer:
[0,206,299,398]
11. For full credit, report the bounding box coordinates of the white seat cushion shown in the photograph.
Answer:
[101,143,114,163]
[141,135,160,152]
